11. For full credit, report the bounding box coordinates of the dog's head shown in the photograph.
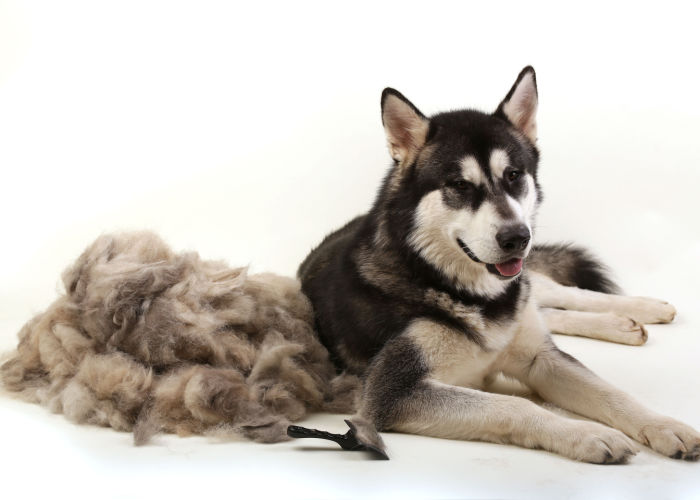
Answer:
[380,67,540,296]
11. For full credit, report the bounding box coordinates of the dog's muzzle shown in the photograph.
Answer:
[457,238,524,279]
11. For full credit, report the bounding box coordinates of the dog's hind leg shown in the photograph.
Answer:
[541,308,648,345]
[531,272,676,325]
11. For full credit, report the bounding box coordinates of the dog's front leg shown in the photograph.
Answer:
[506,334,700,461]
[352,332,638,463]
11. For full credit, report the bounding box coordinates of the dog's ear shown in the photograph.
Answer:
[496,66,538,142]
[381,88,429,164]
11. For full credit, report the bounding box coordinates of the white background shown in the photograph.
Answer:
[1,1,699,498]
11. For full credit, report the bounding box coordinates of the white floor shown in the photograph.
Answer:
[2,298,700,500]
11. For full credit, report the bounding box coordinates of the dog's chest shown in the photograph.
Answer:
[407,318,518,389]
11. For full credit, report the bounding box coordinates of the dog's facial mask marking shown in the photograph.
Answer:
[447,156,537,280]
[393,70,541,288]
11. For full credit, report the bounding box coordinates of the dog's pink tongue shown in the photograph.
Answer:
[495,258,523,277]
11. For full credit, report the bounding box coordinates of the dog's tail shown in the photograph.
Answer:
[528,243,621,294]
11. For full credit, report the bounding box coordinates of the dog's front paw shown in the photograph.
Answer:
[638,418,700,461]
[626,298,676,324]
[560,422,638,464]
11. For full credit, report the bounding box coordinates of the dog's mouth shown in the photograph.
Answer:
[456,238,524,279]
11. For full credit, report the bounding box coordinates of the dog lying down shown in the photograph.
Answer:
[1,229,695,462]
[0,231,360,445]
[3,67,700,463]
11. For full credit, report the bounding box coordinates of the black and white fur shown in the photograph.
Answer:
[298,67,698,463]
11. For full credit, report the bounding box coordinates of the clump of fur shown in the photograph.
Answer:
[0,232,360,444]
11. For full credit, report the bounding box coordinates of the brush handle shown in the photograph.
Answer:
[286,423,389,459]
[286,425,352,447]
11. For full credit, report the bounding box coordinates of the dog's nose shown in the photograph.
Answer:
[496,224,531,252]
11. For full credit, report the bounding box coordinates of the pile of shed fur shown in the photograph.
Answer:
[0,232,359,444]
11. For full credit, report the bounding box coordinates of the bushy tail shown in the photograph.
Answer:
[528,243,621,294]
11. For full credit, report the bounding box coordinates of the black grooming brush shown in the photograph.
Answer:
[287,419,389,459]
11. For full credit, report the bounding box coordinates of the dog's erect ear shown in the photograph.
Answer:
[496,66,538,142]
[381,88,429,165]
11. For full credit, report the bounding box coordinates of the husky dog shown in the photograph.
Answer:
[298,67,699,462]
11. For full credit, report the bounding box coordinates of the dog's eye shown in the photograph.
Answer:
[506,170,522,182]
[450,180,473,191]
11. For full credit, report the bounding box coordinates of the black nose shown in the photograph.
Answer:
[496,224,531,252]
